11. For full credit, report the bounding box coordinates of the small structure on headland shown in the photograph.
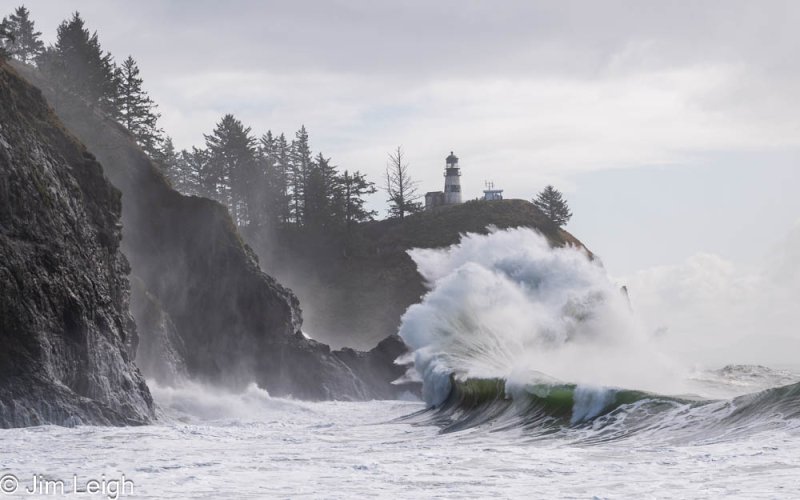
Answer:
[482,181,503,201]
[443,151,462,205]
[424,190,445,210]
[425,151,504,210]
[425,151,464,210]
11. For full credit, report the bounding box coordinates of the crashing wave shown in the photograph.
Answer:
[399,227,684,406]
[396,228,800,439]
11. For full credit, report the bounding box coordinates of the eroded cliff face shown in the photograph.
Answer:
[11,62,404,401]
[0,63,154,427]
[250,199,590,350]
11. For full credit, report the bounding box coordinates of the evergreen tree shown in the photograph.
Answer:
[116,55,162,157]
[304,153,340,231]
[158,119,376,234]
[204,114,257,225]
[1,6,43,64]
[155,144,208,198]
[274,133,292,226]
[289,126,313,226]
[303,157,326,230]
[385,146,422,219]
[258,131,291,228]
[154,136,178,176]
[254,156,280,228]
[181,147,210,197]
[38,12,119,117]
[337,170,377,229]
[260,131,276,159]
[533,185,572,227]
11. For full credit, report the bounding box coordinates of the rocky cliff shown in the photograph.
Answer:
[0,62,154,427]
[11,61,405,401]
[251,199,589,350]
[1,59,580,411]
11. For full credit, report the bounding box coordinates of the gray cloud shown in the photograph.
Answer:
[28,1,800,75]
[18,1,800,233]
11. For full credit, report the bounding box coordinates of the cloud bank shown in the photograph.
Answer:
[624,223,800,367]
[21,0,800,200]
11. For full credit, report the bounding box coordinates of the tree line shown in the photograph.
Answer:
[0,6,421,233]
[162,119,377,232]
[2,5,573,231]
[2,8,164,160]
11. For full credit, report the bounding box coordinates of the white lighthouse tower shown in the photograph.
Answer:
[443,151,462,205]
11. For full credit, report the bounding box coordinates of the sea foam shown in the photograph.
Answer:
[398,227,684,406]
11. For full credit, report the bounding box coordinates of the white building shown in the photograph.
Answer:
[425,151,463,210]
[443,151,462,205]
[483,181,504,201]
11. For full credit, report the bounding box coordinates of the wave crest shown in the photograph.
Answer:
[399,228,683,406]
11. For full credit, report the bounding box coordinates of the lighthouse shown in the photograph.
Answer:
[443,151,462,205]
[424,151,465,210]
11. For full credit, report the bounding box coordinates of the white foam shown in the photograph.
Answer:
[398,228,686,405]
[148,379,305,423]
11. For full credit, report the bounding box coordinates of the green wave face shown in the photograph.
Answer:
[428,376,699,433]
[423,376,800,441]
[435,377,667,429]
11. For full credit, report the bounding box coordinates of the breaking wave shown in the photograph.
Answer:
[397,228,800,439]
[408,376,800,443]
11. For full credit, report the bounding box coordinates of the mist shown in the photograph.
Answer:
[3,2,799,497]
[625,222,800,367]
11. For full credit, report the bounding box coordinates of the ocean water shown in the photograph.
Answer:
[4,228,798,499]
[1,370,800,500]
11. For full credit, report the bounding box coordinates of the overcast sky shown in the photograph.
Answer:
[17,0,800,278]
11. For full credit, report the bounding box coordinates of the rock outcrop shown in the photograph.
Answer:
[11,61,404,401]
[128,277,187,386]
[333,335,416,399]
[251,199,590,349]
[0,62,154,427]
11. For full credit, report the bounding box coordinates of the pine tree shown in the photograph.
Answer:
[533,185,572,227]
[268,133,292,226]
[289,126,313,226]
[304,153,341,231]
[116,55,162,157]
[154,136,178,177]
[385,146,422,219]
[303,156,325,230]
[204,114,257,225]
[260,131,276,160]
[250,153,276,228]
[38,12,119,117]
[180,147,210,197]
[337,170,377,229]
[259,131,291,228]
[1,6,43,64]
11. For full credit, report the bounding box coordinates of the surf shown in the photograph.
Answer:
[396,228,800,441]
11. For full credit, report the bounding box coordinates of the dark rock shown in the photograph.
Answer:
[333,334,420,399]
[0,62,154,427]
[129,276,187,385]
[250,199,592,350]
[11,61,403,401]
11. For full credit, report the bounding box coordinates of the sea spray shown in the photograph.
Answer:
[398,228,685,407]
[570,386,618,424]
[147,379,309,423]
